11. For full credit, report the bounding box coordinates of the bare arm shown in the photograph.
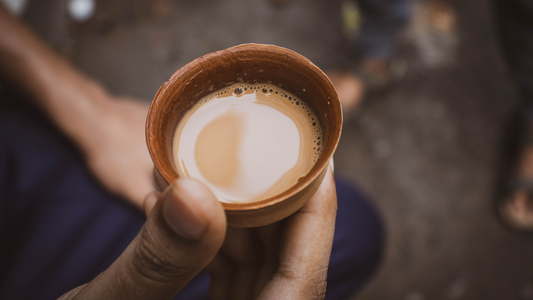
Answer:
[0,4,108,144]
[0,4,154,209]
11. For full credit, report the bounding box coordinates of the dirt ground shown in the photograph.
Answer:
[21,0,533,298]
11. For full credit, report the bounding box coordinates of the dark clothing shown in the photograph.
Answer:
[0,95,384,300]
[357,0,411,59]
[495,0,533,118]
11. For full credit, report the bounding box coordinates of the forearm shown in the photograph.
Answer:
[0,5,154,207]
[0,4,111,151]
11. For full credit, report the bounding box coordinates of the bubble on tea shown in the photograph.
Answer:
[173,83,324,203]
[203,83,323,160]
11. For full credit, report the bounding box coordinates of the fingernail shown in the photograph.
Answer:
[163,181,208,240]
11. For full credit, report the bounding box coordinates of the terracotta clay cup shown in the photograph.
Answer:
[146,43,342,228]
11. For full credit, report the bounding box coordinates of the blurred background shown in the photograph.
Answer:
[4,0,532,299]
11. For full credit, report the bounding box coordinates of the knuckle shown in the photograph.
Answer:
[275,266,328,299]
[307,267,328,300]
[131,229,192,284]
[311,279,327,300]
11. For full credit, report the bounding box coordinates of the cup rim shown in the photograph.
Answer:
[146,43,342,211]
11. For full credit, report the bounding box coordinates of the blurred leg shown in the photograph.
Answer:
[494,0,533,117]
[495,0,533,229]
[0,93,210,300]
[356,0,411,60]
[331,0,411,113]
[326,177,385,300]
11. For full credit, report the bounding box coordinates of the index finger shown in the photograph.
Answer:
[257,168,337,300]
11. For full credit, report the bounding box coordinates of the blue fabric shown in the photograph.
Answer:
[356,0,411,59]
[326,177,384,300]
[0,97,384,300]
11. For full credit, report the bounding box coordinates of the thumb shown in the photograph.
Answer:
[63,178,226,300]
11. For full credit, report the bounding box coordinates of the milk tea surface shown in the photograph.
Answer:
[173,83,322,203]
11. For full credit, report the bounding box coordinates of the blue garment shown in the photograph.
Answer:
[356,0,411,59]
[0,95,384,300]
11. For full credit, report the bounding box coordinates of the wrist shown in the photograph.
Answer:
[32,62,116,152]
[59,84,116,154]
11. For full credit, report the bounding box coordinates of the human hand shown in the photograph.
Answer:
[58,169,336,300]
[58,177,226,300]
[206,168,337,300]
[80,96,154,210]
